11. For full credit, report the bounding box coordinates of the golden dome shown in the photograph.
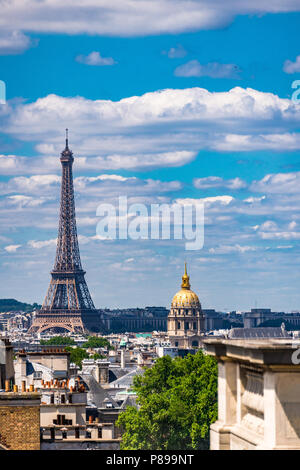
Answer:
[171,263,201,308]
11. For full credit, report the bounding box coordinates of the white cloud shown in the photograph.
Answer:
[176,196,234,206]
[74,174,182,196]
[256,219,300,241]
[289,221,297,230]
[0,30,34,55]
[260,231,300,240]
[76,51,116,66]
[0,172,182,204]
[165,44,187,59]
[28,239,57,249]
[209,244,257,254]
[7,195,48,207]
[0,1,298,37]
[259,220,279,231]
[283,55,300,74]
[0,174,60,195]
[193,176,246,190]
[243,196,266,204]
[212,133,300,152]
[174,60,241,78]
[4,244,21,253]
[0,151,196,175]
[6,87,300,135]
[1,87,299,177]
[251,172,300,194]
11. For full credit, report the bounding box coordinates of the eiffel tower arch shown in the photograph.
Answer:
[29,131,104,334]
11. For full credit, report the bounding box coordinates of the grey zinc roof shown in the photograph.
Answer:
[109,367,144,390]
[109,367,131,383]
[228,327,291,339]
[80,373,118,409]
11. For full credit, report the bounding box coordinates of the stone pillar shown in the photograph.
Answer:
[210,360,237,450]
[262,370,300,449]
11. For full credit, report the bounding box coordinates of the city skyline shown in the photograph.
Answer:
[0,5,300,311]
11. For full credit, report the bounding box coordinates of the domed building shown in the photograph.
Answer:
[167,264,205,349]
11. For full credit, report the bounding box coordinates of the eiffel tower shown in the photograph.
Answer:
[29,131,102,334]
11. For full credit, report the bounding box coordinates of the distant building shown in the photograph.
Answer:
[243,308,300,329]
[156,346,178,359]
[14,346,70,388]
[204,310,226,331]
[103,306,169,333]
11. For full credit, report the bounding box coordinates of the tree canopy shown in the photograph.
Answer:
[82,336,112,349]
[117,350,217,450]
[0,298,41,313]
[65,346,89,368]
[40,336,75,346]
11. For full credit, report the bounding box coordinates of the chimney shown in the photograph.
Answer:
[121,349,125,369]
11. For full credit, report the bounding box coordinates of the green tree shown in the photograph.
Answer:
[40,336,75,346]
[91,353,105,360]
[65,347,89,368]
[117,351,217,450]
[82,336,112,349]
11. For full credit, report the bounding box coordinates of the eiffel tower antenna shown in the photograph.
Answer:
[65,128,69,147]
[29,133,103,334]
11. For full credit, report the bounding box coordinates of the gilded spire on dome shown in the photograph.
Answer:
[181,262,190,289]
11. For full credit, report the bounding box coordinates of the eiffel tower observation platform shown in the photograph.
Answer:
[29,131,104,334]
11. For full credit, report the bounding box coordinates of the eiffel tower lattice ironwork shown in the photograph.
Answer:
[29,131,102,334]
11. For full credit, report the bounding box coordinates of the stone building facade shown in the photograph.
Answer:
[204,338,300,450]
[0,390,41,450]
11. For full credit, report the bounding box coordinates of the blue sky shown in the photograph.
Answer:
[0,1,300,311]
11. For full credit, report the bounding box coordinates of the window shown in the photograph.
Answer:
[33,371,42,379]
